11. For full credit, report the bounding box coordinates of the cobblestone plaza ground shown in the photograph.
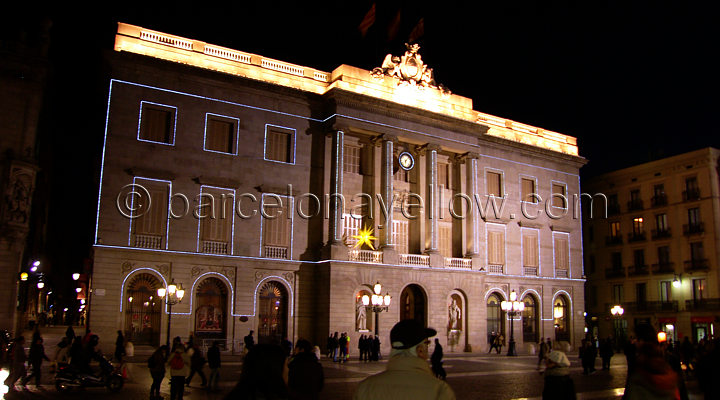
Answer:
[5,328,704,400]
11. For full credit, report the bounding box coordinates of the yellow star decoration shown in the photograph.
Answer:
[352,226,378,250]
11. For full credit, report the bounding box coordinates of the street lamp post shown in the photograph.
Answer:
[501,290,525,356]
[362,281,392,337]
[610,304,624,350]
[158,280,185,348]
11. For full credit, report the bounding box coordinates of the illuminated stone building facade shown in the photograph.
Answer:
[584,148,720,343]
[91,23,587,353]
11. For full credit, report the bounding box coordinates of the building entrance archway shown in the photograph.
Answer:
[257,281,288,344]
[124,273,162,346]
[194,277,228,343]
[400,284,427,325]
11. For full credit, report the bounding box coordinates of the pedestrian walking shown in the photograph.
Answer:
[430,338,446,380]
[22,337,50,387]
[65,325,75,342]
[326,334,334,359]
[358,334,366,361]
[330,332,339,362]
[167,338,190,400]
[600,337,614,370]
[186,344,207,387]
[371,335,380,361]
[224,344,289,400]
[207,341,221,392]
[338,333,348,363]
[488,332,498,353]
[6,337,27,392]
[243,330,255,354]
[148,345,168,400]
[354,319,455,400]
[538,338,549,369]
[495,334,504,354]
[288,339,324,400]
[542,350,576,400]
[624,324,681,400]
[114,330,126,363]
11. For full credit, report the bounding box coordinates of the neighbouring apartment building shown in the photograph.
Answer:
[584,148,720,344]
[90,22,587,354]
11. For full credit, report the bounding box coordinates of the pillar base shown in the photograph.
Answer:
[322,242,349,260]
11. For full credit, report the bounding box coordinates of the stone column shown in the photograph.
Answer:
[464,153,482,269]
[424,144,444,267]
[324,130,348,260]
[379,135,398,264]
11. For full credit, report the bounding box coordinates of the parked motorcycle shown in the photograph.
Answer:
[54,356,123,392]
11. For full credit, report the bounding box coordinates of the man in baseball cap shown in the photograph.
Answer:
[354,319,455,400]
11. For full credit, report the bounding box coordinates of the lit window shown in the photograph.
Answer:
[265,125,295,164]
[521,177,537,203]
[204,114,238,154]
[343,145,361,174]
[138,102,176,145]
[552,183,567,208]
[486,171,503,197]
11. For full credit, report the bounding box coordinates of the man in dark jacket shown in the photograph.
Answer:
[22,337,50,386]
[185,345,207,387]
[206,342,221,392]
[288,339,324,400]
[114,330,125,362]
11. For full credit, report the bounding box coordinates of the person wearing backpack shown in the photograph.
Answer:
[167,338,190,400]
[148,345,168,400]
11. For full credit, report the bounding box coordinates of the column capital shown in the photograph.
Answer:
[370,134,398,146]
[462,152,480,161]
[415,143,441,156]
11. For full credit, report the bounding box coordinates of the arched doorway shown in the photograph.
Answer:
[194,277,228,344]
[522,294,539,343]
[258,281,288,345]
[124,273,162,346]
[554,295,571,342]
[400,284,427,325]
[487,292,505,346]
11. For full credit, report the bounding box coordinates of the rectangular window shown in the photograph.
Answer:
[612,284,624,304]
[658,246,670,264]
[656,213,668,231]
[632,217,644,234]
[554,234,570,271]
[265,125,295,163]
[261,195,293,259]
[486,171,502,197]
[131,178,170,249]
[393,219,409,254]
[198,187,234,254]
[521,177,537,203]
[633,249,645,267]
[342,213,362,247]
[552,182,567,208]
[688,207,700,225]
[611,252,622,269]
[488,229,505,265]
[522,230,539,267]
[692,279,706,301]
[343,145,361,174]
[685,176,700,200]
[690,241,704,260]
[138,102,176,145]
[653,184,665,197]
[610,221,621,237]
[439,222,452,258]
[204,114,238,154]
[659,281,672,303]
[438,163,451,190]
[636,283,647,304]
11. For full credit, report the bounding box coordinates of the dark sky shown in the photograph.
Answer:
[11,2,718,301]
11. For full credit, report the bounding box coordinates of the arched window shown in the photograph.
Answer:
[258,281,288,345]
[487,293,504,345]
[124,273,162,346]
[194,277,228,342]
[554,295,570,342]
[522,294,539,343]
[400,284,427,325]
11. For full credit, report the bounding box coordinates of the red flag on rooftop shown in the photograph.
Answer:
[358,3,376,37]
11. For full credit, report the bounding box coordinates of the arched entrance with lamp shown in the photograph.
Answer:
[487,292,505,348]
[124,273,162,346]
[553,294,571,343]
[194,277,228,345]
[257,281,288,344]
[521,293,539,344]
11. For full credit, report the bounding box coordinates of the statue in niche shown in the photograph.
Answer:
[356,297,367,331]
[448,297,461,331]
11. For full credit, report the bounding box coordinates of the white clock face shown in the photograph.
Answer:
[399,152,414,170]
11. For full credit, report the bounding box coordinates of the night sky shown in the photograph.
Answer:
[9,3,718,304]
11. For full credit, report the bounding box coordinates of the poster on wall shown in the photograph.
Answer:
[195,305,224,333]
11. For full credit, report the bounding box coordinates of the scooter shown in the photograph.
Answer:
[54,356,123,393]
